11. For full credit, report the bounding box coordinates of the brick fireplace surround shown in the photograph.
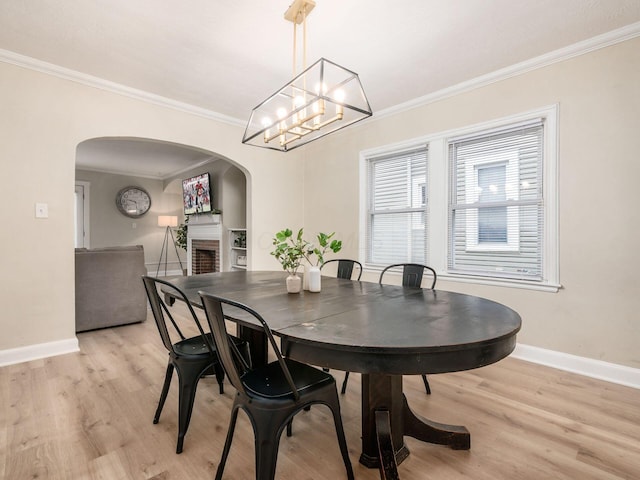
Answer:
[191,239,219,274]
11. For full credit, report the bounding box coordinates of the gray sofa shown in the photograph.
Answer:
[75,245,148,332]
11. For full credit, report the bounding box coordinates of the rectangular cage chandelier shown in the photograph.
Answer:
[242,0,372,152]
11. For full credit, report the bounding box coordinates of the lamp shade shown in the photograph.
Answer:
[158,215,178,227]
[242,58,372,152]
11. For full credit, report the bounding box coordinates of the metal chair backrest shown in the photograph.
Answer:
[379,263,437,289]
[199,292,300,401]
[321,259,363,281]
[142,276,214,355]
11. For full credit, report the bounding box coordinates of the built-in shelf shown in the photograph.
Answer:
[228,228,247,270]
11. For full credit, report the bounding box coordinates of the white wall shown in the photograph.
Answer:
[302,37,640,370]
[0,60,304,352]
[1,35,638,375]
[75,169,185,271]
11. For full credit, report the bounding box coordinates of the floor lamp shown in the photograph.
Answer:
[156,215,184,277]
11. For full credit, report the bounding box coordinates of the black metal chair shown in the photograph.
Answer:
[142,276,248,454]
[379,263,437,395]
[320,259,363,393]
[379,263,437,289]
[321,258,363,281]
[199,291,355,480]
[375,410,400,480]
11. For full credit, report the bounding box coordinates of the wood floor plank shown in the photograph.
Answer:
[1,310,638,480]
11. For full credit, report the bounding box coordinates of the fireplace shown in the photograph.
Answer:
[191,240,220,274]
[186,219,222,275]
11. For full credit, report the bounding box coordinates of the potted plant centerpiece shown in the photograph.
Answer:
[304,232,342,292]
[271,229,343,293]
[271,228,309,293]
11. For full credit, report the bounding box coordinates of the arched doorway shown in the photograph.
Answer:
[75,137,249,275]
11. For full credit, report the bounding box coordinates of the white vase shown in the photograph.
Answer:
[303,264,310,291]
[308,266,321,292]
[286,274,302,294]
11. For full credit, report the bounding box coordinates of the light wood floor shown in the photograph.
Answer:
[1,305,639,480]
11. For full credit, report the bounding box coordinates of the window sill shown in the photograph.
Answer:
[362,265,561,292]
[439,273,561,292]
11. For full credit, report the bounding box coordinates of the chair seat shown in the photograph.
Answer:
[242,358,334,399]
[174,333,245,358]
[173,335,212,356]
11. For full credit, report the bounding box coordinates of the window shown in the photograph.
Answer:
[449,120,544,280]
[365,147,428,265]
[360,106,558,291]
[477,164,508,244]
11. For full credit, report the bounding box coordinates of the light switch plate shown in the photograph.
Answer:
[35,203,49,218]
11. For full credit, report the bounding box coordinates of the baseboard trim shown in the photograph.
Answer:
[0,338,79,368]
[512,343,640,390]
[1,337,638,390]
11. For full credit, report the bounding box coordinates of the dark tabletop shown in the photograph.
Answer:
[166,270,522,375]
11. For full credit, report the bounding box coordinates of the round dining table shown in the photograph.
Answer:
[163,270,522,468]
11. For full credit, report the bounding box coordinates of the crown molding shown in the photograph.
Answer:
[75,164,168,180]
[2,21,639,126]
[0,48,245,127]
[374,21,640,121]
[76,157,215,181]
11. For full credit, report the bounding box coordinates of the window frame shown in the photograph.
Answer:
[364,146,429,266]
[360,105,559,292]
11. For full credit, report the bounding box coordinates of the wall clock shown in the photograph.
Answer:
[115,186,151,218]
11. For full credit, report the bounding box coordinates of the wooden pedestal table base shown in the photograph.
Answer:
[360,374,470,468]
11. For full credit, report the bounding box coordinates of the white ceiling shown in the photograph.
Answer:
[2,0,640,178]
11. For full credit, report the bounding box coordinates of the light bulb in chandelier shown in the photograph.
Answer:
[314,82,328,95]
[293,95,306,125]
[333,89,345,116]
[261,117,273,140]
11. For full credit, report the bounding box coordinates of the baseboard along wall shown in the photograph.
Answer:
[0,337,79,367]
[511,344,640,390]
[1,337,638,390]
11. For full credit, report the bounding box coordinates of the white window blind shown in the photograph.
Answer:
[448,120,544,280]
[366,147,428,265]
